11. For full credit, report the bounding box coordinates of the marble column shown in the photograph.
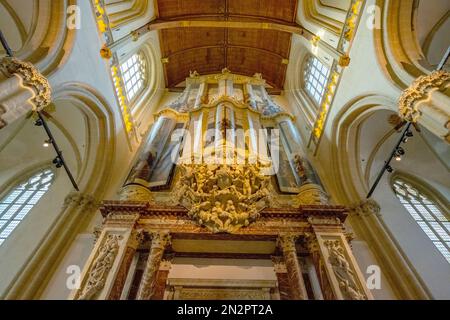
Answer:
[136,231,171,300]
[152,256,174,300]
[271,256,290,300]
[0,57,51,129]
[108,230,144,300]
[277,234,308,300]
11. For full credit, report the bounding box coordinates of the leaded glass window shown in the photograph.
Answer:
[393,178,450,263]
[0,169,55,246]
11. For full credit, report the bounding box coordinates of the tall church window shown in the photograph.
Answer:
[303,56,330,105]
[0,169,55,246]
[120,53,146,101]
[393,178,450,263]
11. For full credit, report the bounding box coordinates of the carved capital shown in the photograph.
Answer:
[0,57,51,110]
[398,70,450,122]
[150,231,172,249]
[128,229,145,249]
[63,192,99,212]
[277,234,299,252]
[349,199,381,218]
[304,232,319,254]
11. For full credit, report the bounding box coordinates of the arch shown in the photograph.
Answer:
[328,94,398,203]
[51,82,117,196]
[0,0,78,77]
[104,0,149,28]
[373,0,449,88]
[302,0,350,35]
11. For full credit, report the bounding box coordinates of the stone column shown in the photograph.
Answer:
[271,256,290,300]
[71,213,140,300]
[306,216,373,300]
[398,70,450,143]
[136,231,171,300]
[152,256,174,300]
[108,229,144,300]
[276,234,308,300]
[0,57,51,129]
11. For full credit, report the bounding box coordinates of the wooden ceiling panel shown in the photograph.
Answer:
[160,28,226,56]
[157,0,296,90]
[157,0,225,19]
[227,47,287,88]
[227,0,298,23]
[165,47,226,87]
[227,28,291,58]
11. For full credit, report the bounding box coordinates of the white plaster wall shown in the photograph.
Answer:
[169,258,277,281]
[0,0,165,298]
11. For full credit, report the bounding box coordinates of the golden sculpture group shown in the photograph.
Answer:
[175,162,275,233]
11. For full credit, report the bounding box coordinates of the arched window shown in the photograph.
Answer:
[393,178,450,263]
[0,169,55,246]
[303,56,330,105]
[120,53,146,101]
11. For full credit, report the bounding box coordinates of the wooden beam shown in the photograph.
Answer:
[143,19,304,35]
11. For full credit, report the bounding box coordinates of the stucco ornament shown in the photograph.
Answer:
[174,163,272,233]
[398,70,450,122]
[0,57,51,110]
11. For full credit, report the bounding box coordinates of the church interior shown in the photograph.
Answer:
[0,0,449,300]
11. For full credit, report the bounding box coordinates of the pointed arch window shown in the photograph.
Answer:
[0,169,55,246]
[303,56,330,105]
[120,53,146,102]
[393,178,450,263]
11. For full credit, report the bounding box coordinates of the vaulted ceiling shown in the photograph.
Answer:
[155,0,299,91]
